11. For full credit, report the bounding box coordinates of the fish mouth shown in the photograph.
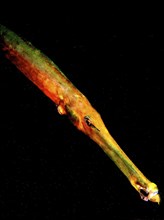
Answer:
[138,182,160,204]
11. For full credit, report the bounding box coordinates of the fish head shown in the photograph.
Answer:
[65,95,112,149]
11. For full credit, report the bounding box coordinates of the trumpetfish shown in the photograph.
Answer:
[0,24,160,204]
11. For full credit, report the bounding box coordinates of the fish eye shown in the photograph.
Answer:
[84,115,92,126]
[84,115,100,131]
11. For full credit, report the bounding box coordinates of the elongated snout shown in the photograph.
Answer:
[72,103,160,204]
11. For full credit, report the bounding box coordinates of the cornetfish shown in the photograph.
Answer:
[0,24,160,204]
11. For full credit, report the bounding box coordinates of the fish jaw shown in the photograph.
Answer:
[131,180,160,204]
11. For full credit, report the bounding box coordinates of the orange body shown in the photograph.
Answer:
[0,24,160,204]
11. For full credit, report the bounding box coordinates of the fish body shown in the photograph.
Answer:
[0,24,160,204]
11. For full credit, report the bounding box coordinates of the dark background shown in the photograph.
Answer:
[0,4,163,219]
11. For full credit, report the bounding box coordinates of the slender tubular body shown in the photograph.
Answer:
[0,24,160,204]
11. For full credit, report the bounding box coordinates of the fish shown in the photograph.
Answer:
[0,24,160,204]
